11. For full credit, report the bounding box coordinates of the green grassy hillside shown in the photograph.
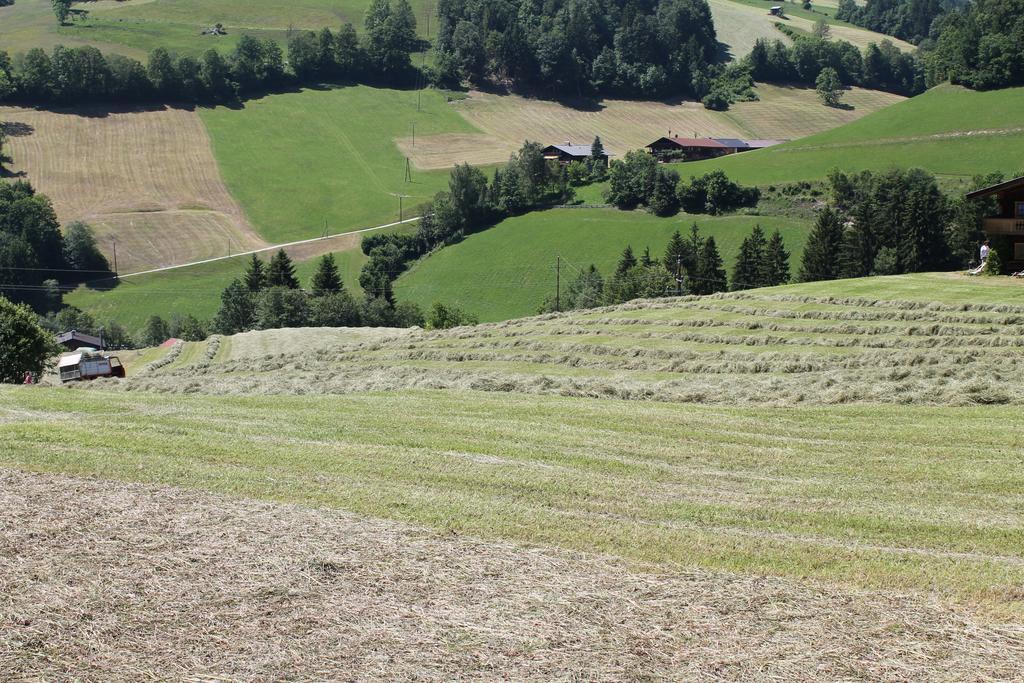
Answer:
[0,0,436,57]
[684,84,1024,186]
[200,85,475,244]
[398,209,810,322]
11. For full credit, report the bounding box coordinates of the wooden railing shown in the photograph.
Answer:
[982,218,1024,234]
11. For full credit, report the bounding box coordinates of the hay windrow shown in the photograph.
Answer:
[2,468,1022,682]
[80,291,1024,406]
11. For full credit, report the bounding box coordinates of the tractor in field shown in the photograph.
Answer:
[58,349,126,383]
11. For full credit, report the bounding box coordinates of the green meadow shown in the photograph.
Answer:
[398,209,810,321]
[1,0,437,58]
[199,85,476,244]
[685,84,1024,185]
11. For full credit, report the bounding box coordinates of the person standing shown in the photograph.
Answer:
[980,240,991,263]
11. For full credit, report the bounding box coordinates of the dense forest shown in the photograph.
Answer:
[923,0,1024,89]
[434,0,718,98]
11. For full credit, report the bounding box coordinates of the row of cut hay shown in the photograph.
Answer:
[677,302,1024,327]
[134,341,183,377]
[390,326,1024,350]
[113,359,1024,406]
[469,316,1020,339]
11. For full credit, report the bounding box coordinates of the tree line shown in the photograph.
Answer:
[798,167,996,282]
[0,0,423,106]
[203,248,475,340]
[541,222,792,313]
[747,32,923,97]
[0,181,112,313]
[606,158,761,217]
[835,0,950,45]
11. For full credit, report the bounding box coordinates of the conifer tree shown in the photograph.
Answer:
[663,230,691,275]
[243,254,267,292]
[640,246,654,268]
[590,136,605,160]
[731,224,768,291]
[266,249,300,289]
[213,279,256,335]
[616,245,637,276]
[687,222,703,267]
[566,265,605,309]
[799,207,844,282]
[694,236,727,295]
[764,229,791,286]
[838,219,875,279]
[310,253,343,296]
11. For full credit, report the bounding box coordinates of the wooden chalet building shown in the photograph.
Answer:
[966,175,1024,270]
[645,136,786,162]
[646,137,727,161]
[541,143,611,167]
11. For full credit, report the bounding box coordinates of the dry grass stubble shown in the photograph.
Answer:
[2,469,1022,681]
[0,105,265,273]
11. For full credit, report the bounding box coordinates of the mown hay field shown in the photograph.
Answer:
[414,85,904,169]
[115,272,1024,408]
[688,84,1024,185]
[7,274,1024,677]
[398,209,811,322]
[0,105,265,274]
[707,0,913,57]
[2,468,1023,680]
[4,382,1024,616]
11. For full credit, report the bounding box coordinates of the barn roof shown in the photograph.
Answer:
[56,330,103,347]
[543,144,608,157]
[743,139,787,148]
[648,137,728,149]
[713,138,750,149]
[966,175,1024,200]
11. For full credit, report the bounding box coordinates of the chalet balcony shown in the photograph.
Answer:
[981,217,1024,235]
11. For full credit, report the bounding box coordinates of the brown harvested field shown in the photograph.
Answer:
[0,105,265,274]
[707,0,914,56]
[2,468,1022,681]
[728,84,906,136]
[405,85,905,169]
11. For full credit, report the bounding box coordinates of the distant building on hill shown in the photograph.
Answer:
[541,143,611,166]
[966,174,1024,270]
[56,330,105,351]
[645,136,786,162]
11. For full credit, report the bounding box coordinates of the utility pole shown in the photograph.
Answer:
[390,192,411,222]
[405,156,412,183]
[411,121,416,147]
[111,237,118,278]
[675,257,683,296]
[227,237,231,258]
[555,256,561,312]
